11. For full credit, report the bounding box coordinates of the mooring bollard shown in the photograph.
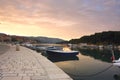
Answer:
[16,44,20,51]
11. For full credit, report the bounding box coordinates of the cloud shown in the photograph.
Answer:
[0,0,120,39]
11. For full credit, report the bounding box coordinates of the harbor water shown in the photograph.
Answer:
[46,48,120,80]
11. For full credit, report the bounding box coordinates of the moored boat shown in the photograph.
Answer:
[113,58,120,63]
[111,49,120,67]
[46,50,79,56]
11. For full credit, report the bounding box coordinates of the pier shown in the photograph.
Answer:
[0,45,72,80]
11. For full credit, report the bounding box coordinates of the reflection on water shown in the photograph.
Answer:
[54,53,120,80]
[114,74,120,80]
[78,49,120,63]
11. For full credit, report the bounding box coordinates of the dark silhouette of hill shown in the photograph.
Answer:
[69,31,120,45]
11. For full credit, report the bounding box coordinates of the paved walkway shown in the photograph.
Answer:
[0,45,72,80]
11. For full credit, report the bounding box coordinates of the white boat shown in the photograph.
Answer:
[113,62,120,67]
[36,46,47,52]
[113,58,120,63]
[47,46,63,50]
[111,50,120,67]
[113,58,120,66]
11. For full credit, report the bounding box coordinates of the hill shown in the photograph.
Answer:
[69,31,120,45]
[30,36,65,43]
[0,33,65,43]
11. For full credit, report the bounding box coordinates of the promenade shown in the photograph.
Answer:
[0,45,72,80]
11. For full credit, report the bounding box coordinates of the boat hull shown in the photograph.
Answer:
[46,50,79,56]
[47,55,79,62]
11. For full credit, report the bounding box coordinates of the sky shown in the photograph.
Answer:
[0,0,120,40]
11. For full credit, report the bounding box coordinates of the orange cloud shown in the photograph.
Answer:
[0,0,120,40]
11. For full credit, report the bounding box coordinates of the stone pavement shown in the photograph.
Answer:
[0,45,73,80]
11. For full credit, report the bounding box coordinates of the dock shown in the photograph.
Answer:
[0,45,73,80]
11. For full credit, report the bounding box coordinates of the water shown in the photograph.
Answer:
[45,49,120,80]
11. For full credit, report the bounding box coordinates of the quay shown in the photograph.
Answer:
[0,45,72,80]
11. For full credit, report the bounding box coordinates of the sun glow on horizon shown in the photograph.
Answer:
[0,21,82,40]
[0,0,120,40]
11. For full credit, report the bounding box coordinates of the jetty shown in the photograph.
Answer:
[0,45,72,80]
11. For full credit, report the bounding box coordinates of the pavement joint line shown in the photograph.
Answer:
[0,45,73,80]
[32,53,50,79]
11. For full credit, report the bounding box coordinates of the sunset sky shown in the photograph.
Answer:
[0,0,120,40]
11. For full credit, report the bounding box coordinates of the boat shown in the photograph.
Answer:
[46,50,79,56]
[47,46,63,50]
[46,46,79,56]
[113,58,120,67]
[113,58,120,63]
[113,62,120,67]
[111,50,120,67]
[36,46,47,52]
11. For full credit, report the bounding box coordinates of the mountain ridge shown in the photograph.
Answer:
[0,33,66,43]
